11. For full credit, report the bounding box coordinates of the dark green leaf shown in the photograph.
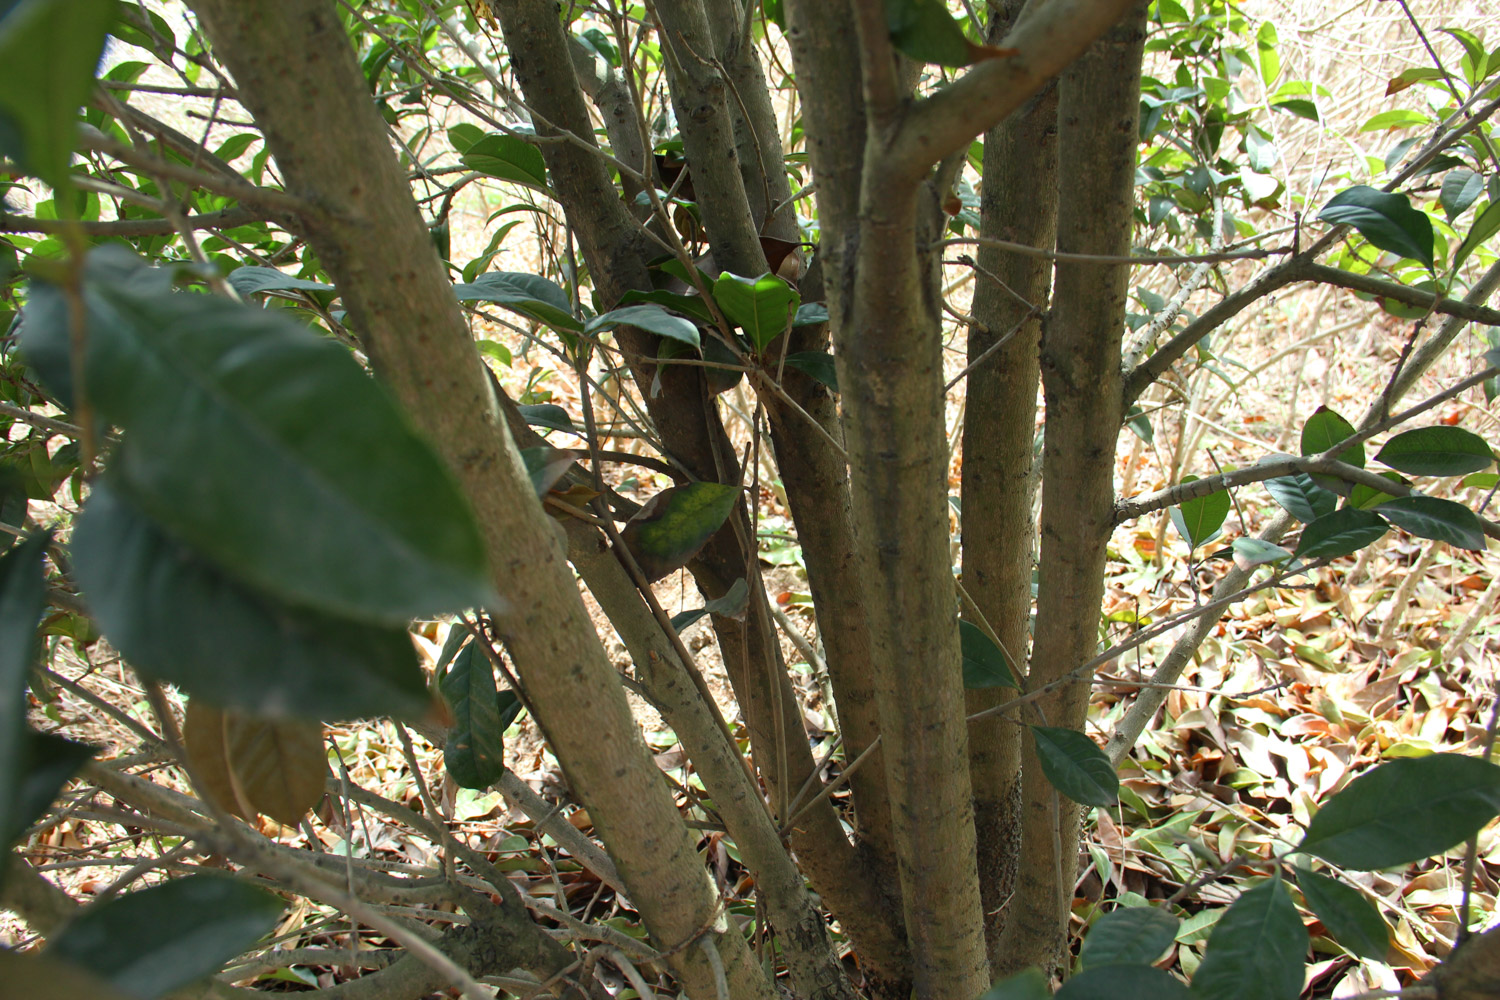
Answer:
[1031,726,1118,808]
[448,126,548,190]
[48,873,283,999]
[978,968,1050,1000]
[517,403,579,434]
[519,447,579,498]
[1080,906,1180,968]
[1377,425,1494,476]
[619,482,739,582]
[1375,495,1486,551]
[1295,866,1388,960]
[1455,201,1500,272]
[712,272,799,352]
[22,248,497,624]
[884,0,973,66]
[4,731,94,846]
[670,577,750,633]
[454,272,582,334]
[72,481,428,720]
[1319,185,1435,270]
[1191,880,1308,1000]
[618,288,715,325]
[1061,965,1191,1000]
[0,531,47,855]
[1271,98,1319,121]
[0,0,115,189]
[960,620,1018,690]
[1231,537,1293,570]
[1293,508,1388,563]
[1441,169,1484,221]
[1126,405,1154,444]
[1263,462,1338,524]
[586,304,700,348]
[783,351,839,392]
[441,641,506,789]
[226,266,335,297]
[1298,754,1500,869]
[1170,477,1231,550]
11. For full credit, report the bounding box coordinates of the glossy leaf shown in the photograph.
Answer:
[1292,508,1388,563]
[619,482,739,582]
[21,249,498,624]
[1080,906,1179,968]
[783,351,839,392]
[1349,470,1407,510]
[1031,726,1117,808]
[48,873,283,999]
[1295,866,1389,960]
[1170,476,1230,550]
[1375,495,1486,551]
[1455,201,1500,271]
[1263,465,1337,524]
[713,272,799,351]
[618,288,715,325]
[226,266,335,297]
[1231,537,1292,570]
[72,482,428,720]
[1300,406,1362,466]
[440,640,507,789]
[1298,754,1500,869]
[0,0,115,189]
[454,271,582,333]
[1318,185,1435,271]
[586,304,700,348]
[0,532,48,854]
[1441,169,1484,220]
[1191,880,1309,1000]
[1377,425,1494,476]
[978,968,1050,1000]
[517,403,579,434]
[961,620,1018,689]
[3,730,95,846]
[448,124,548,190]
[182,701,326,824]
[1061,965,1191,1000]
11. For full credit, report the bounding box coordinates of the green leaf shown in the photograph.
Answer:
[1191,880,1309,1000]
[0,531,47,856]
[1080,906,1180,968]
[618,288,715,325]
[1170,476,1231,550]
[712,272,799,352]
[1349,470,1407,509]
[978,968,1050,1000]
[226,266,335,297]
[1256,21,1279,88]
[1375,495,1486,551]
[0,0,115,189]
[960,620,1018,690]
[4,730,95,846]
[1263,463,1338,523]
[1377,425,1494,476]
[1293,508,1389,563]
[454,272,583,334]
[1300,406,1362,465]
[1441,169,1484,221]
[783,351,839,392]
[1061,965,1191,1000]
[517,403,579,434]
[1319,185,1435,271]
[884,0,973,67]
[670,577,750,633]
[48,873,283,999]
[1295,867,1389,961]
[519,447,578,498]
[1359,109,1430,131]
[619,482,739,582]
[448,126,548,190]
[794,302,830,326]
[1231,537,1293,570]
[441,641,506,789]
[1298,754,1500,869]
[1462,472,1500,490]
[71,481,429,721]
[1454,201,1500,272]
[586,304,700,348]
[1125,404,1154,444]
[22,249,498,625]
[1030,726,1118,808]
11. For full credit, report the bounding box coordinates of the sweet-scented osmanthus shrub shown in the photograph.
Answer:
[2,0,1500,998]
